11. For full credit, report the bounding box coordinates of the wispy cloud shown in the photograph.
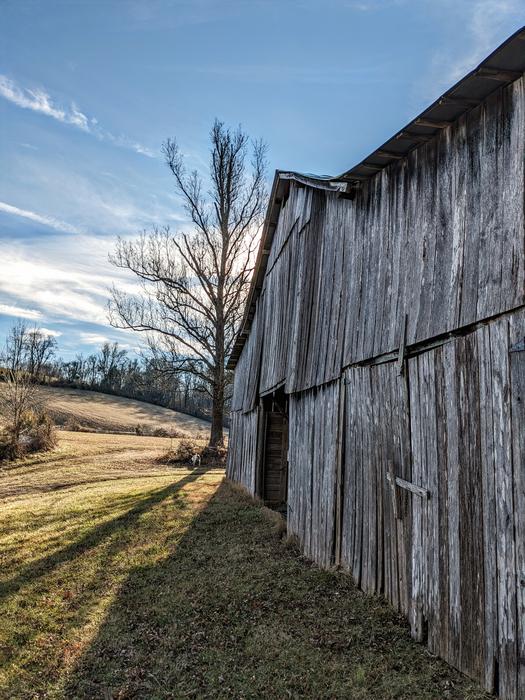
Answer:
[0,75,90,130]
[425,1,524,93]
[0,244,121,327]
[0,74,155,158]
[78,332,111,346]
[39,327,63,337]
[0,201,84,235]
[0,303,42,320]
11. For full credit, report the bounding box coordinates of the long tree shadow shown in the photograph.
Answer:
[0,467,210,605]
[61,481,489,700]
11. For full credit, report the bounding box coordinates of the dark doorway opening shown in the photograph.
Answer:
[257,387,289,514]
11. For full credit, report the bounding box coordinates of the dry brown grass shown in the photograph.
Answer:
[25,386,212,438]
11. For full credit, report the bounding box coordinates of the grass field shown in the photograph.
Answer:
[0,429,488,699]
[34,386,211,437]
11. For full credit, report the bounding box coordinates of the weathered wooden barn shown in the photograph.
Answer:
[226,29,525,698]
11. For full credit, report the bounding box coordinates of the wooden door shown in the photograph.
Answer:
[262,407,288,510]
[407,311,525,697]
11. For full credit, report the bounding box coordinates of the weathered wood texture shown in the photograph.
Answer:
[406,309,525,697]
[253,78,524,394]
[231,298,265,413]
[340,77,524,367]
[227,76,525,700]
[287,381,340,568]
[337,308,525,696]
[226,408,258,494]
[341,361,412,617]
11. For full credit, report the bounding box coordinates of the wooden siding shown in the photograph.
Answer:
[407,309,525,698]
[341,77,524,367]
[226,408,258,494]
[241,77,525,396]
[287,309,525,696]
[288,381,340,568]
[231,299,265,413]
[227,75,525,699]
[341,361,412,617]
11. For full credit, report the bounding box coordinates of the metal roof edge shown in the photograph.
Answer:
[340,25,525,182]
[226,27,525,371]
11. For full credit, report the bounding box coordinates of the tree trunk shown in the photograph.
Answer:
[210,380,224,447]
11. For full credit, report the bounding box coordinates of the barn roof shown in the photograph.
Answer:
[227,26,525,371]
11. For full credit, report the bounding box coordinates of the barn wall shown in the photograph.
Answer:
[284,308,524,697]
[339,307,525,696]
[287,380,340,568]
[227,76,525,699]
[226,408,259,494]
[250,77,525,395]
[340,361,412,616]
[341,76,524,368]
[231,298,265,413]
[406,308,525,698]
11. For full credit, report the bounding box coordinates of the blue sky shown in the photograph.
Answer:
[1,0,523,359]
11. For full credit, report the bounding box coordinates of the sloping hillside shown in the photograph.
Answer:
[38,386,211,437]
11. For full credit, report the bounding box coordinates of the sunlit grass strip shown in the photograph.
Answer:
[0,433,221,698]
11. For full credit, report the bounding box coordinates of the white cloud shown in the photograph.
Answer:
[0,247,113,326]
[0,234,142,329]
[3,158,187,237]
[78,332,111,345]
[0,74,155,158]
[0,75,91,131]
[0,200,84,235]
[0,303,42,320]
[39,327,63,337]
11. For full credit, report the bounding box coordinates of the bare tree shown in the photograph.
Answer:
[97,342,127,389]
[25,328,57,380]
[2,321,57,381]
[0,323,45,457]
[109,120,267,446]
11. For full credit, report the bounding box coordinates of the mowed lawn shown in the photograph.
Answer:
[0,432,488,699]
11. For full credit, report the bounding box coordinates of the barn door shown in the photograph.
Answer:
[407,312,525,696]
[340,362,412,612]
[260,389,289,512]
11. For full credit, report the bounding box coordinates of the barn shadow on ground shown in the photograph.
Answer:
[62,481,489,700]
[0,466,210,605]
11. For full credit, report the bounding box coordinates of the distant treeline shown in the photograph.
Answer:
[0,322,217,423]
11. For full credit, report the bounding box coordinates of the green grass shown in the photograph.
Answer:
[0,432,488,699]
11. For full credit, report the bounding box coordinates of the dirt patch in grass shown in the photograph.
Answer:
[0,438,487,699]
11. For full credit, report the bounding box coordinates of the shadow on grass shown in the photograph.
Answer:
[61,481,489,700]
[0,467,210,605]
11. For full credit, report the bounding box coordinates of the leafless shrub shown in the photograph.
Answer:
[152,426,170,437]
[0,406,57,462]
[200,444,227,466]
[0,325,57,462]
[29,411,57,453]
[159,438,203,465]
